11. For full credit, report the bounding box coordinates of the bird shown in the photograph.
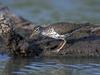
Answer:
[30,22,89,52]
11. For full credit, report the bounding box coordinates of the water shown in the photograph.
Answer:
[1,55,100,75]
[0,0,100,75]
[0,0,100,24]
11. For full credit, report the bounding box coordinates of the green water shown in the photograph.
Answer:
[0,0,100,75]
[0,0,100,24]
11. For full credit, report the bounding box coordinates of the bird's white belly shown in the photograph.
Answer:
[41,30,64,39]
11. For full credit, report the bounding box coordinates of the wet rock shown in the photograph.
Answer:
[41,35,100,57]
[0,5,36,39]
[0,13,42,57]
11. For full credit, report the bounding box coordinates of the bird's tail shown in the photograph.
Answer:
[64,28,82,38]
[65,23,91,37]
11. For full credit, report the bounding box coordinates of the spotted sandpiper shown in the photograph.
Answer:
[30,22,89,52]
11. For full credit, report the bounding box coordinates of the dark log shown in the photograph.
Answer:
[0,11,42,57]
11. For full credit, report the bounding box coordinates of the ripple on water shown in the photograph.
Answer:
[0,57,100,75]
[11,61,100,75]
[0,55,10,74]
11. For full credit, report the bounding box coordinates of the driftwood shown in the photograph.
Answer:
[0,5,100,57]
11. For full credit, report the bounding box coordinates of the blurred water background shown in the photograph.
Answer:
[0,0,100,24]
[0,0,100,75]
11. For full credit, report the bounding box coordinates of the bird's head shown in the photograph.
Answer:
[30,26,42,38]
[0,13,15,36]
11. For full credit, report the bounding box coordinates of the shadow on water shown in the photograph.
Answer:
[0,55,100,75]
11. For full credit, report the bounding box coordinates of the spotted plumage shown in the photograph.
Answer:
[30,22,88,52]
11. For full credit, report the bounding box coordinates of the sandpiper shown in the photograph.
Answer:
[30,22,88,52]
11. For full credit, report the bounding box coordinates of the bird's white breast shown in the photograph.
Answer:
[41,28,65,39]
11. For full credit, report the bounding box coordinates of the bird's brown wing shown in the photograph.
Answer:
[46,22,88,35]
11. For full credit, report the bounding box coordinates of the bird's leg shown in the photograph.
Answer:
[54,39,66,52]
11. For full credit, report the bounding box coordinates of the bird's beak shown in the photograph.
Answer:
[30,32,35,38]
[30,33,34,38]
[0,29,2,35]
